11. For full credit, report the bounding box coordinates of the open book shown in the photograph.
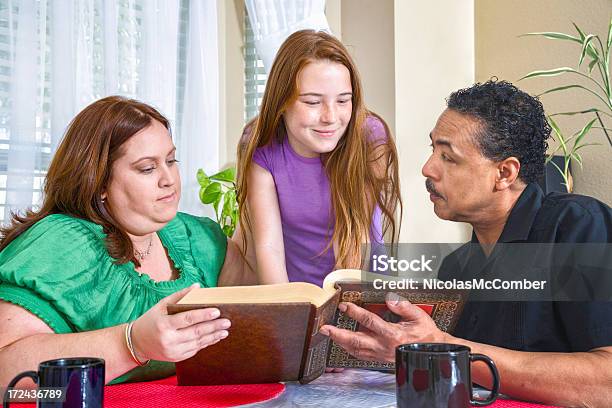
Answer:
[168,269,465,385]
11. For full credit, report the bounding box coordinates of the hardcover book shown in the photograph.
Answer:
[168,269,466,385]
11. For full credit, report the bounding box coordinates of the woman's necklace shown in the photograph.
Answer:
[134,235,153,261]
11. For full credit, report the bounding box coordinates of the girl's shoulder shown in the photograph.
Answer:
[241,119,282,169]
[364,113,390,144]
[240,122,255,144]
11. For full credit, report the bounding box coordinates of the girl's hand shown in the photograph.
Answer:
[130,284,231,362]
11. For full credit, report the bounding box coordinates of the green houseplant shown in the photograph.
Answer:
[197,167,238,237]
[520,19,611,192]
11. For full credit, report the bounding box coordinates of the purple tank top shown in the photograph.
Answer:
[252,115,386,286]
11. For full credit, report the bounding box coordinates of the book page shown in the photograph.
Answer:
[322,269,362,292]
[178,282,334,307]
[178,269,362,307]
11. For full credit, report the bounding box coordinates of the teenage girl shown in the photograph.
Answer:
[236,30,402,286]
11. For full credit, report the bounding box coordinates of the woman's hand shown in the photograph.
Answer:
[130,284,231,362]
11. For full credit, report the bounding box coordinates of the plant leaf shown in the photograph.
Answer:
[547,158,570,193]
[226,189,237,209]
[585,45,600,61]
[210,167,236,183]
[572,118,597,149]
[550,108,605,117]
[520,32,581,43]
[571,152,583,170]
[572,22,586,41]
[218,189,237,236]
[570,22,600,63]
[200,182,222,204]
[607,16,612,50]
[550,142,561,156]
[199,187,207,204]
[520,29,597,61]
[588,58,598,73]
[520,67,609,100]
[221,190,234,220]
[537,84,599,100]
[547,116,569,156]
[579,34,595,66]
[574,142,602,151]
[547,115,562,137]
[222,225,234,237]
[519,67,580,80]
[546,144,562,158]
[231,207,238,228]
[213,193,222,220]
[196,168,210,188]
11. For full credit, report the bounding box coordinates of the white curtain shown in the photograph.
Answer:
[177,0,219,216]
[0,0,219,221]
[245,0,330,73]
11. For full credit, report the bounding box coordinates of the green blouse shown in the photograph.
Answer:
[0,212,227,384]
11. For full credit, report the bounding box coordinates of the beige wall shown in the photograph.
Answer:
[475,0,611,204]
[326,0,342,38]
[218,0,245,169]
[341,0,395,134]
[337,0,473,242]
[393,0,474,242]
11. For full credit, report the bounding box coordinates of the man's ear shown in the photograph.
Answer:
[495,157,521,191]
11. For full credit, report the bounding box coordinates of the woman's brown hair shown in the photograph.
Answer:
[0,96,170,266]
[237,29,402,269]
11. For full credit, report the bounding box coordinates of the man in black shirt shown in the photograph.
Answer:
[438,182,612,353]
[321,80,612,407]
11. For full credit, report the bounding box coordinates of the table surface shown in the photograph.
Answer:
[242,369,560,408]
[14,369,561,408]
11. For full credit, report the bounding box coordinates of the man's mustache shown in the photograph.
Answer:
[425,179,445,200]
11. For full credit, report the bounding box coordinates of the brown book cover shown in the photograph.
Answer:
[167,282,342,385]
[168,270,466,385]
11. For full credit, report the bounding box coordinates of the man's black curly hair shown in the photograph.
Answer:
[446,79,550,184]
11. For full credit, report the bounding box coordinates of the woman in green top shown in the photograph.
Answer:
[0,96,254,386]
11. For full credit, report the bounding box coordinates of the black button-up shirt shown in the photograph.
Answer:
[439,183,612,352]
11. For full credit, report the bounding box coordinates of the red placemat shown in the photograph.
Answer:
[17,376,285,408]
[490,399,559,407]
[12,377,561,408]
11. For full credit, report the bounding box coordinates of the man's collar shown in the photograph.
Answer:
[470,183,544,244]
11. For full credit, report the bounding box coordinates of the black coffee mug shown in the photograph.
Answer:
[3,357,104,408]
[396,343,499,408]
